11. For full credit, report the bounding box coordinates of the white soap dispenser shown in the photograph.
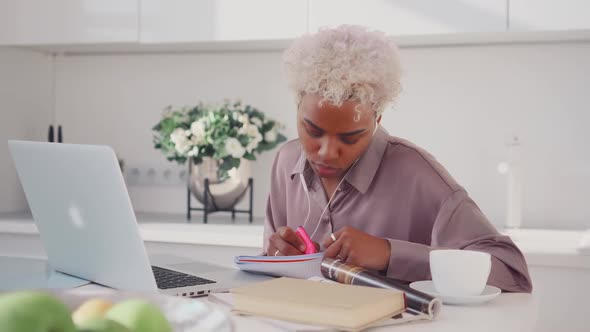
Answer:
[497,135,523,229]
[578,230,590,255]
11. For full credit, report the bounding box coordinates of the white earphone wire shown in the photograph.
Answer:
[300,121,378,240]
[307,158,359,240]
[299,173,312,230]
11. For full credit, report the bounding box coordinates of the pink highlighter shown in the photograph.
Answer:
[296,226,318,254]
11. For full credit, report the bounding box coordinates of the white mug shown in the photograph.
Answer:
[429,249,491,297]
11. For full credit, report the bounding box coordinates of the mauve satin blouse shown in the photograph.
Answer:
[263,127,532,292]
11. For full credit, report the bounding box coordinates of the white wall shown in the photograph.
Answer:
[0,48,52,213]
[52,51,290,220]
[19,42,590,229]
[391,43,590,230]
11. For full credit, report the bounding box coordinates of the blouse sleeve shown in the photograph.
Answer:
[385,190,533,292]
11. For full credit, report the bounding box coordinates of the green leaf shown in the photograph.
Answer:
[238,135,249,146]
[215,157,240,180]
[276,133,288,143]
[261,122,274,132]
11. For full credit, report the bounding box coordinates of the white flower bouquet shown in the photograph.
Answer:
[153,101,287,180]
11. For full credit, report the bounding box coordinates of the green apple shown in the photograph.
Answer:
[105,299,172,332]
[76,317,130,332]
[0,290,76,332]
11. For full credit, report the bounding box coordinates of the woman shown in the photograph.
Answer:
[264,25,532,292]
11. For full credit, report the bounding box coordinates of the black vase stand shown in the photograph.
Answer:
[186,176,254,224]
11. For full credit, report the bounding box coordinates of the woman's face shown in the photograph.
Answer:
[297,94,376,180]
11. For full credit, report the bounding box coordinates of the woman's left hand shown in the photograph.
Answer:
[323,226,391,272]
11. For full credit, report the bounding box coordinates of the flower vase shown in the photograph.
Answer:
[189,157,251,211]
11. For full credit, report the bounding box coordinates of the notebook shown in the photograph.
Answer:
[228,277,406,331]
[209,277,430,332]
[234,253,324,279]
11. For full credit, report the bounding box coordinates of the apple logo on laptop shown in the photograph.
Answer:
[68,205,85,229]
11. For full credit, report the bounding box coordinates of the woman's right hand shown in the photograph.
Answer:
[267,226,319,256]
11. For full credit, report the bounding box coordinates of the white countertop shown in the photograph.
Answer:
[0,217,264,248]
[502,228,590,269]
[0,214,588,269]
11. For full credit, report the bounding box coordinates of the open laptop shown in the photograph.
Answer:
[8,140,270,297]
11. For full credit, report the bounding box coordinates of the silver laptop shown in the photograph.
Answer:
[8,140,269,297]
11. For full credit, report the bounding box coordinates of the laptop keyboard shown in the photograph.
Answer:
[152,266,216,290]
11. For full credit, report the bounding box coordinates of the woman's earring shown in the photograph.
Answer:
[353,109,361,122]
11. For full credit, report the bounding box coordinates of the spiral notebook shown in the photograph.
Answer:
[234,253,324,279]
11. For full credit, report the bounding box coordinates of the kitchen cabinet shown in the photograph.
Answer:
[0,0,139,45]
[140,0,308,43]
[509,0,590,31]
[308,0,508,35]
[0,0,588,52]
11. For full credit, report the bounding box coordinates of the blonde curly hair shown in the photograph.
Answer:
[283,25,402,117]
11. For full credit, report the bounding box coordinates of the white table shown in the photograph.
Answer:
[39,279,535,332]
[0,231,588,331]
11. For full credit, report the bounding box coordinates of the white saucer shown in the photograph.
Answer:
[409,280,501,305]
